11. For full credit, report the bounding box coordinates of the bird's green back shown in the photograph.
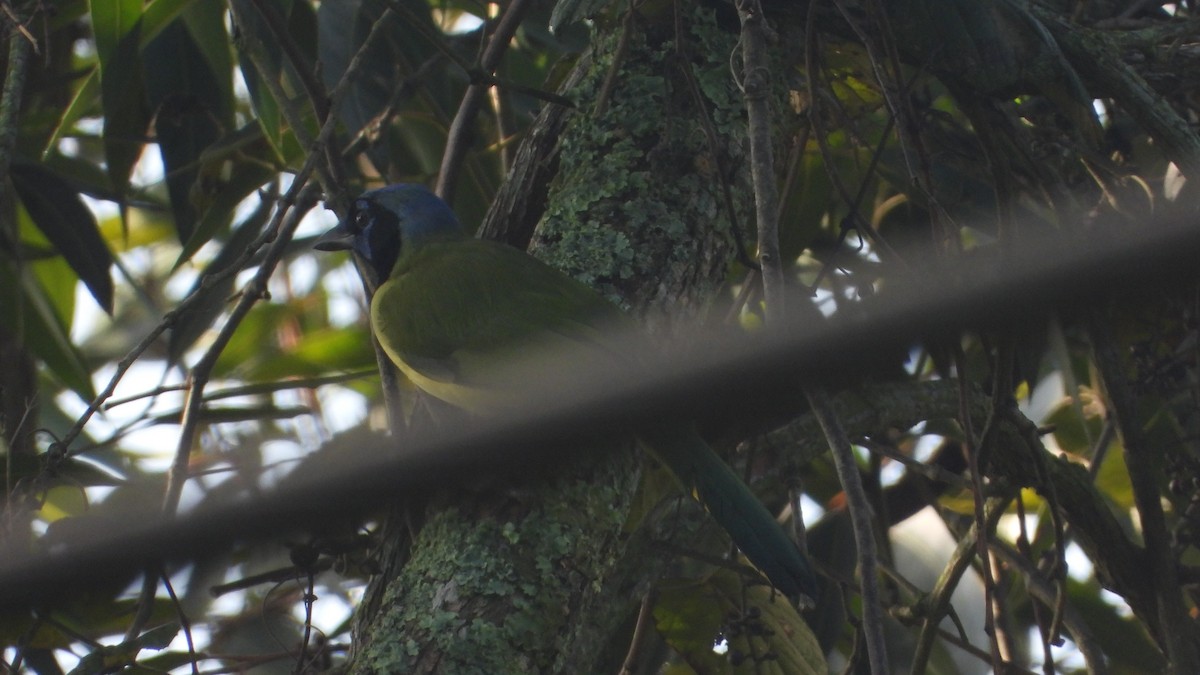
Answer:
[371,236,632,413]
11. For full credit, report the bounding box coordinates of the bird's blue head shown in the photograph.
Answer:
[316,184,465,281]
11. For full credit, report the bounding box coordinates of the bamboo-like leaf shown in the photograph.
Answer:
[11,161,114,313]
[231,0,292,158]
[0,260,96,402]
[139,0,201,48]
[144,16,228,243]
[90,0,150,201]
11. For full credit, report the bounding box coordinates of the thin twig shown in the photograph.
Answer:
[296,571,317,674]
[991,540,1110,674]
[102,370,376,410]
[808,389,889,674]
[1016,496,1057,674]
[956,346,1005,669]
[738,0,888,670]
[161,569,201,675]
[125,186,323,640]
[59,206,303,455]
[435,0,535,202]
[910,495,1012,674]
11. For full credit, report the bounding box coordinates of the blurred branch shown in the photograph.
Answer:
[2,215,1200,610]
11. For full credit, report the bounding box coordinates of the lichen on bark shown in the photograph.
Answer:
[531,4,773,333]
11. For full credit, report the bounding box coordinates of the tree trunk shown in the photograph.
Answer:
[347,3,778,671]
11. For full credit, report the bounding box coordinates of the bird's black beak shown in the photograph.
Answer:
[314,221,355,252]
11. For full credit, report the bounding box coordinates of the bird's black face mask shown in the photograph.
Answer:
[315,198,402,284]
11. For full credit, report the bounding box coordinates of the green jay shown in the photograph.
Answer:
[316,184,817,601]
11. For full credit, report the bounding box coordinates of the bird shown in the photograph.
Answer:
[315,183,817,601]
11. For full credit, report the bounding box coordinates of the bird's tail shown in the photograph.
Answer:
[639,424,817,602]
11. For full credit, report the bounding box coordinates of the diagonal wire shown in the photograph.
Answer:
[1,215,1199,609]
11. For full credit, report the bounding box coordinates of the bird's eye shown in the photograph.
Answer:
[354,209,372,233]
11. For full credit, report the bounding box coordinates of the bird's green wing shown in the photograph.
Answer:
[371,237,630,413]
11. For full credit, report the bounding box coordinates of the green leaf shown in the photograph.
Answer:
[29,254,76,332]
[144,15,228,243]
[654,568,826,674]
[1045,389,1104,456]
[10,161,114,313]
[133,623,180,650]
[245,326,377,381]
[56,455,130,488]
[131,650,209,673]
[91,0,143,88]
[139,0,201,48]
[0,260,96,402]
[181,2,236,115]
[212,300,375,381]
[14,183,78,327]
[318,0,387,168]
[90,0,151,200]
[231,0,292,159]
[42,151,127,207]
